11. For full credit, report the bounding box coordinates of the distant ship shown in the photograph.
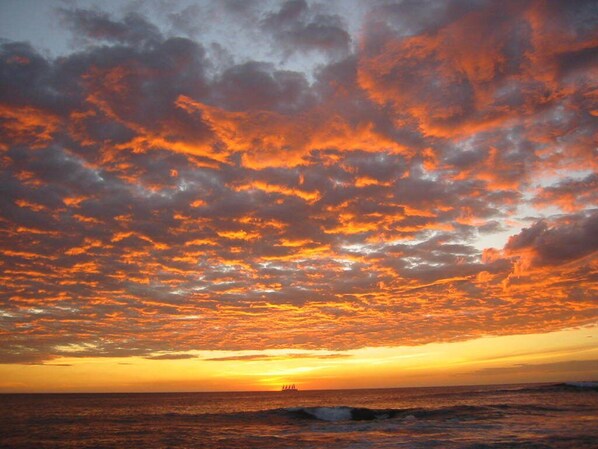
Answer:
[281,384,298,392]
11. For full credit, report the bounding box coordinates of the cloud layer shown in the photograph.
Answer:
[0,0,596,363]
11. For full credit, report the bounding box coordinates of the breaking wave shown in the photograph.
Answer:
[142,405,511,424]
[283,404,508,422]
[285,406,399,421]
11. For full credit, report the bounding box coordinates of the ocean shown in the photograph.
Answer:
[1,383,597,448]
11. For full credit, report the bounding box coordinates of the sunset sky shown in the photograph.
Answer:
[0,0,596,393]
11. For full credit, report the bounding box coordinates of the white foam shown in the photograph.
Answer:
[304,407,354,421]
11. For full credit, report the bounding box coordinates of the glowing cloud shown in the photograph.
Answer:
[0,0,596,388]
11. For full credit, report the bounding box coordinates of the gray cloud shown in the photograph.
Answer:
[505,212,598,266]
[60,8,162,47]
[262,0,351,58]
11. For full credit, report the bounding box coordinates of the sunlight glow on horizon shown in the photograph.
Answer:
[1,326,596,393]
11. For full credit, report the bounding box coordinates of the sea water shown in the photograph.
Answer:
[1,383,597,448]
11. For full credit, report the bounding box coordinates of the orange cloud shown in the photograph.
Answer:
[0,104,60,149]
[0,2,596,369]
[176,95,410,168]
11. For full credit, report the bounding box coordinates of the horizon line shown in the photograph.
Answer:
[2,380,592,395]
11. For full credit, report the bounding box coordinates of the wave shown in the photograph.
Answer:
[280,393,596,422]
[285,406,400,421]
[512,381,598,393]
[439,382,598,397]
[557,381,598,390]
[138,405,506,424]
[283,404,509,422]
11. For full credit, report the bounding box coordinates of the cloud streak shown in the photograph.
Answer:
[203,352,350,362]
[470,359,598,377]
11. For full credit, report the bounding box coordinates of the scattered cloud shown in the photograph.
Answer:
[0,0,596,363]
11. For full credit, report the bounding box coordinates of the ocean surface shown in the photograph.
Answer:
[1,383,597,448]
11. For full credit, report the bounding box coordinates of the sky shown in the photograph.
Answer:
[0,0,596,392]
